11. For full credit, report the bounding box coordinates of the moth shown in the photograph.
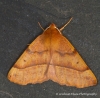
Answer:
[8,18,97,88]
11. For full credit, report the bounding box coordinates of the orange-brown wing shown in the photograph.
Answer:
[50,34,97,88]
[54,66,97,88]
[7,34,50,85]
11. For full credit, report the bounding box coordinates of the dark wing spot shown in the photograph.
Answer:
[76,62,79,64]
[24,60,26,62]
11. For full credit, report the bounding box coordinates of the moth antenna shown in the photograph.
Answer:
[60,17,73,31]
[38,22,44,31]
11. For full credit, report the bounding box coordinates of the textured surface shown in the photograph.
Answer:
[0,0,100,98]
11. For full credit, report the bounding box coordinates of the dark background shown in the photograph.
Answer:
[0,0,100,98]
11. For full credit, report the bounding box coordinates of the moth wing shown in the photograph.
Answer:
[8,34,50,85]
[50,34,97,88]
